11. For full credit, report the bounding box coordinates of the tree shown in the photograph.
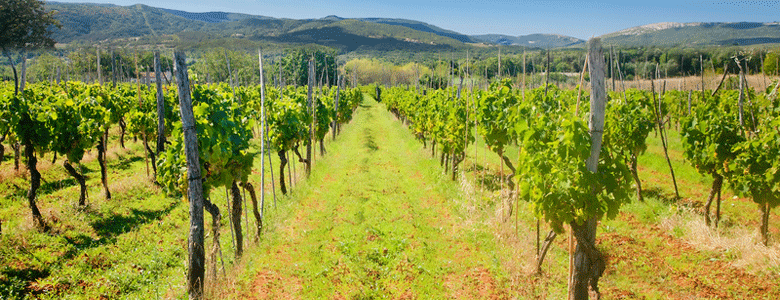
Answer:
[271,49,336,87]
[0,0,60,95]
[764,51,779,76]
[191,48,257,86]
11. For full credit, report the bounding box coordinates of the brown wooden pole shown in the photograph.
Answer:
[175,50,206,300]
[575,53,588,115]
[711,63,729,97]
[306,58,314,176]
[259,49,267,214]
[700,54,705,94]
[155,51,166,154]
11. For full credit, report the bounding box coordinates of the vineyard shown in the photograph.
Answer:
[1,38,780,300]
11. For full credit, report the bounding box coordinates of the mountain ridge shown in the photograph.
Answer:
[46,2,780,50]
[601,21,780,46]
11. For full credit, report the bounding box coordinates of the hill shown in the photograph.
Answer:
[471,33,584,48]
[45,2,780,56]
[601,22,780,46]
[359,18,475,43]
[46,1,466,54]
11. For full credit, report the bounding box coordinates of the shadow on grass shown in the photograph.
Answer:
[111,155,144,171]
[0,267,50,299]
[465,164,511,192]
[38,178,77,195]
[363,128,379,152]
[642,187,701,208]
[58,233,108,262]
[463,163,488,172]
[89,202,178,243]
[3,181,28,199]
[364,138,379,152]
[49,201,177,262]
[77,164,94,175]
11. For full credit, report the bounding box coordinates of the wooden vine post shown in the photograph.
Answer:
[522,50,526,102]
[498,45,501,78]
[700,54,704,94]
[569,38,607,300]
[224,49,236,98]
[96,48,111,200]
[650,67,680,199]
[97,47,102,85]
[545,49,550,97]
[575,53,589,115]
[306,58,314,176]
[155,51,166,155]
[333,73,340,140]
[610,45,615,91]
[111,48,116,88]
[174,51,206,300]
[258,48,267,233]
[134,49,149,177]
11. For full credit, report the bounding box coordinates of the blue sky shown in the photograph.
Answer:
[51,0,780,39]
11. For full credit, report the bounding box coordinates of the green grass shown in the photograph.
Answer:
[227,94,510,299]
[0,123,313,299]
[0,138,191,299]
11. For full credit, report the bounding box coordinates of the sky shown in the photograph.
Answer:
[50,0,780,39]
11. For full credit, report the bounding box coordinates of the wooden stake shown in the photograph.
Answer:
[761,52,767,90]
[575,53,588,115]
[266,119,277,209]
[259,49,267,215]
[700,54,704,94]
[224,49,236,102]
[568,224,574,299]
[616,50,627,101]
[97,47,102,85]
[711,63,729,97]
[737,58,745,127]
[174,50,206,300]
[135,49,142,107]
[650,69,680,199]
[522,50,526,102]
[498,46,501,78]
[570,38,607,300]
[155,51,166,154]
[544,49,550,97]
[610,45,615,91]
[306,58,314,176]
[20,53,26,93]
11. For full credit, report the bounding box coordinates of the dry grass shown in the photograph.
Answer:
[615,74,779,92]
[660,209,780,276]
[458,174,539,280]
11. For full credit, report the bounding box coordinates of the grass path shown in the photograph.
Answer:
[229,96,509,299]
